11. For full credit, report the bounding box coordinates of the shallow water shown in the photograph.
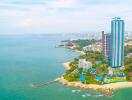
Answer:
[0,34,132,100]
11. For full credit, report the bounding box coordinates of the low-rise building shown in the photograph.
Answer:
[83,45,92,51]
[65,42,78,49]
[78,59,92,70]
[83,43,102,52]
[127,53,132,58]
[125,41,132,46]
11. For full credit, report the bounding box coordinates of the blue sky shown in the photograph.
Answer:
[0,0,132,34]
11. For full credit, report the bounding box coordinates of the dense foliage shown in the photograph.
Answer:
[71,39,98,50]
[72,39,97,47]
[124,45,132,81]
[63,59,79,82]
[64,51,109,84]
[63,41,132,83]
[79,51,108,64]
[125,45,132,56]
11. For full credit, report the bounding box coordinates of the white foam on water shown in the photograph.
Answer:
[85,93,91,97]
[72,90,81,93]
[82,95,86,98]
[72,90,76,93]
[94,94,105,98]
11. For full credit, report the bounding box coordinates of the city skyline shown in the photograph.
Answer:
[0,0,132,34]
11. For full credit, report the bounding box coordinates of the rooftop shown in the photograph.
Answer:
[112,17,124,21]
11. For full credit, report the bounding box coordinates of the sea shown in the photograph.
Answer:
[0,34,132,100]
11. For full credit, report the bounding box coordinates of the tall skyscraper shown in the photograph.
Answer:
[102,31,110,57]
[109,17,124,68]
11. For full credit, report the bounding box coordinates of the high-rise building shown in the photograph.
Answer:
[102,31,110,57]
[109,17,124,68]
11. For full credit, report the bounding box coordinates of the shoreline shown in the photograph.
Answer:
[60,62,132,91]
[63,62,71,70]
[74,50,85,55]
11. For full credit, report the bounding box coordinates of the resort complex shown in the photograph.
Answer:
[105,17,126,83]
[2,0,132,99]
[63,17,132,85]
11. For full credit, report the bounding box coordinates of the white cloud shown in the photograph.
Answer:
[0,0,132,34]
[17,19,34,28]
[46,0,79,9]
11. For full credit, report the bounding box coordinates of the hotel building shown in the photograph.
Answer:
[109,17,125,68]
[78,59,92,70]
[102,31,110,57]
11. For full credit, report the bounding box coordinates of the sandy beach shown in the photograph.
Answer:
[63,62,71,70]
[74,50,85,55]
[60,62,132,91]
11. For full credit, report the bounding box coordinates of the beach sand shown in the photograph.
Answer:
[63,62,71,70]
[60,62,132,91]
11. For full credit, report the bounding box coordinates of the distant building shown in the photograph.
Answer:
[125,32,132,41]
[127,53,132,58]
[65,42,74,47]
[83,43,102,52]
[125,41,132,46]
[78,59,92,70]
[92,43,102,52]
[102,31,110,57]
[109,17,125,68]
[83,45,92,51]
[65,42,78,49]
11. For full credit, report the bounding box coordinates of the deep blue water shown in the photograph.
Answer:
[0,34,132,100]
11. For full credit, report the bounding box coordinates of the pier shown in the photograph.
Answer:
[30,78,61,88]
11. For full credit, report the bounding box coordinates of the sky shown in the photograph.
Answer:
[0,0,132,34]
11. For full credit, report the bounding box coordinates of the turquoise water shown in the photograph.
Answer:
[0,34,132,100]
